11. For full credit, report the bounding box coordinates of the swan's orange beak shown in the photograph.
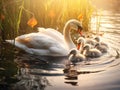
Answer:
[78,29,83,36]
[77,43,81,50]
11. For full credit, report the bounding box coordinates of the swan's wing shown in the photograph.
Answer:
[38,27,63,37]
[15,33,62,49]
[6,33,69,56]
[17,33,68,55]
[38,27,65,45]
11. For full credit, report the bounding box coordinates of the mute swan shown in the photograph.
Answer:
[68,49,86,65]
[6,19,83,56]
[82,44,102,58]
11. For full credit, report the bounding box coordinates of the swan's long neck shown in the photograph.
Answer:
[63,23,76,50]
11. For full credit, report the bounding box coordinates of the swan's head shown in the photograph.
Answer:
[81,44,91,55]
[66,19,83,35]
[71,21,82,30]
[77,37,85,50]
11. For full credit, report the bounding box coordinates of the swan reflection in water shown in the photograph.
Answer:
[63,64,104,87]
[64,81,78,86]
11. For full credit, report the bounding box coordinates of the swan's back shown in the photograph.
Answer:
[16,33,67,49]
[6,32,69,56]
[38,28,65,46]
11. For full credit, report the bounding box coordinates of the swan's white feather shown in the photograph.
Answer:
[6,19,82,56]
[6,31,68,56]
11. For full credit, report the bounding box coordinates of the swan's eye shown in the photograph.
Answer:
[78,25,83,31]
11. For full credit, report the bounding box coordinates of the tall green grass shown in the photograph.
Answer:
[0,0,24,41]
[0,0,94,40]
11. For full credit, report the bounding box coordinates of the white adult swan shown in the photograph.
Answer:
[6,19,83,56]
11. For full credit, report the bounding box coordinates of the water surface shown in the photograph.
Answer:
[12,10,120,90]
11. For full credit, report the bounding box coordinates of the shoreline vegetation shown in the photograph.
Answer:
[0,0,94,87]
[0,0,94,41]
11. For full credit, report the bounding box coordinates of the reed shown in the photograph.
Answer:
[0,0,24,41]
[0,0,94,40]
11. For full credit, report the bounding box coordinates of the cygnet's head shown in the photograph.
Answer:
[69,49,77,56]
[94,36,100,42]
[95,43,100,48]
[83,44,91,50]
